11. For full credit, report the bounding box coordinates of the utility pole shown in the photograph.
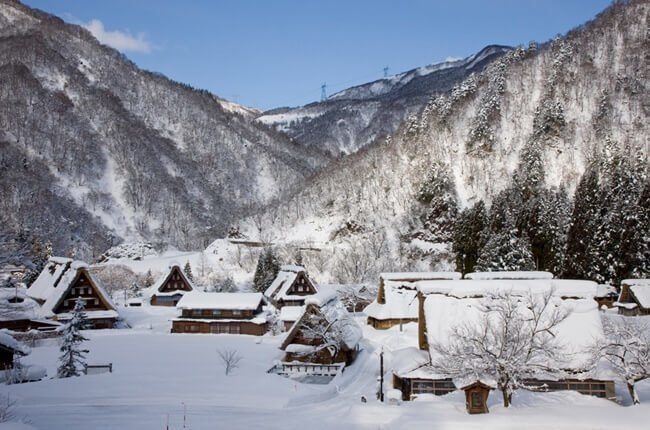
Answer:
[378,348,384,402]
[383,66,389,77]
[182,402,187,429]
[166,413,170,430]
[321,83,327,101]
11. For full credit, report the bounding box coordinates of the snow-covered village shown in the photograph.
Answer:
[0,0,649,429]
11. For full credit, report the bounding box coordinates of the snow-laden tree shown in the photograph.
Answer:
[143,269,154,288]
[474,215,535,272]
[430,290,570,407]
[415,162,458,243]
[564,167,600,279]
[452,201,488,275]
[252,248,279,293]
[294,308,358,364]
[183,261,194,282]
[57,299,90,378]
[590,316,649,405]
[619,181,650,279]
[215,276,237,293]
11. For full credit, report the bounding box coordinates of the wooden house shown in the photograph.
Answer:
[364,272,461,330]
[0,286,61,332]
[595,284,619,308]
[615,279,650,316]
[148,264,195,306]
[27,257,119,329]
[280,290,361,365]
[264,265,318,309]
[279,306,302,331]
[391,274,616,410]
[171,292,268,335]
[0,332,28,370]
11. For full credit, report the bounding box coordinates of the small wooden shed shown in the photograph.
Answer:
[460,381,494,414]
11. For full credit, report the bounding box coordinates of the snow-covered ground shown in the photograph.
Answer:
[1,307,649,429]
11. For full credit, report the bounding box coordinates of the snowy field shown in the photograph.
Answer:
[1,312,649,430]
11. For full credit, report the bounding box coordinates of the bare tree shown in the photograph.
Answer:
[430,289,570,407]
[0,394,17,423]
[294,309,357,363]
[217,349,242,375]
[590,315,649,405]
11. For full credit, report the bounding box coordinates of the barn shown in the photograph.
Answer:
[264,265,318,309]
[391,273,616,413]
[147,264,195,306]
[27,257,119,329]
[364,272,461,329]
[171,292,268,335]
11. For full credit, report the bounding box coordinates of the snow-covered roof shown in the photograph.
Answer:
[176,292,264,311]
[0,287,40,321]
[145,263,195,298]
[416,279,598,299]
[596,284,618,298]
[464,271,553,280]
[380,272,461,282]
[279,306,303,322]
[0,332,29,355]
[364,284,419,320]
[28,257,72,302]
[622,279,650,287]
[27,258,117,320]
[423,291,607,378]
[281,293,361,352]
[264,266,317,302]
[630,285,650,309]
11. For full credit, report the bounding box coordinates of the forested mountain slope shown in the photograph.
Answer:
[258,45,509,156]
[0,0,330,259]
[238,0,649,284]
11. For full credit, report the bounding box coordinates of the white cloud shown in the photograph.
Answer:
[84,19,152,53]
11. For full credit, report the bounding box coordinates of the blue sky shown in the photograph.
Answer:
[24,0,611,110]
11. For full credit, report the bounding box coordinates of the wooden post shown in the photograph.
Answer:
[379,349,384,402]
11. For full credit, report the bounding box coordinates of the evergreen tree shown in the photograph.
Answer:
[21,237,52,288]
[129,281,140,297]
[252,248,280,293]
[564,168,600,279]
[452,201,488,275]
[475,215,535,272]
[416,162,458,242]
[216,276,237,293]
[619,181,650,279]
[523,187,570,274]
[57,299,90,378]
[183,261,194,282]
[587,155,645,284]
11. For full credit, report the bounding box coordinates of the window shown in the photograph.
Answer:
[471,391,483,407]
[192,309,202,317]
[94,298,99,305]
[212,310,221,316]
[64,300,69,307]
[232,310,241,316]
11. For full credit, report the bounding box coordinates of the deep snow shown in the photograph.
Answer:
[1,306,649,429]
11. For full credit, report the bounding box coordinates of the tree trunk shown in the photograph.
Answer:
[501,388,510,407]
[627,382,640,405]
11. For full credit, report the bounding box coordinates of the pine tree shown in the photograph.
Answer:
[475,215,535,272]
[57,299,90,378]
[564,168,600,279]
[216,276,237,293]
[252,248,279,292]
[452,201,487,275]
[416,162,458,242]
[587,154,645,284]
[619,181,650,279]
[22,236,53,288]
[183,261,194,282]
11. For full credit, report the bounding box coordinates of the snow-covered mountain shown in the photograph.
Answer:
[234,0,649,283]
[0,0,331,258]
[257,45,509,155]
